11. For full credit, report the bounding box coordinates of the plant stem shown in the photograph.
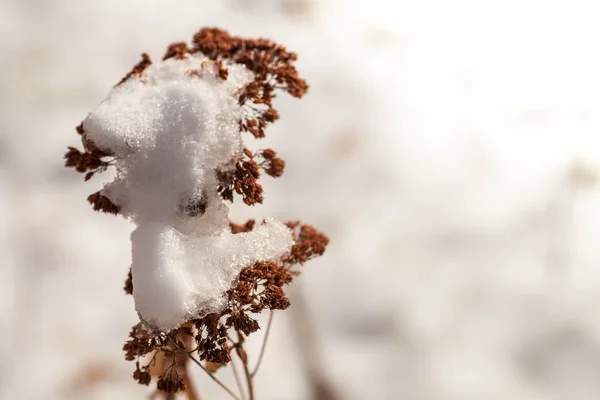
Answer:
[251,311,274,378]
[230,351,247,400]
[177,325,201,400]
[241,353,254,400]
[236,333,255,400]
[184,352,241,400]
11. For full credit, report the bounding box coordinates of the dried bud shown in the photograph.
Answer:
[163,42,190,60]
[87,191,120,215]
[124,269,133,295]
[230,219,256,234]
[133,362,152,386]
[116,53,152,86]
[157,373,185,393]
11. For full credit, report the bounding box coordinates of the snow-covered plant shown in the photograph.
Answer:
[64,28,328,399]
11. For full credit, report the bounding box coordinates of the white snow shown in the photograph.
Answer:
[83,55,251,224]
[83,54,293,331]
[131,218,292,331]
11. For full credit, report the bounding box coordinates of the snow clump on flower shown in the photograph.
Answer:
[82,54,293,331]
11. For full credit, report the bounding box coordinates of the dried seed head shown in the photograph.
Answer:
[64,27,329,395]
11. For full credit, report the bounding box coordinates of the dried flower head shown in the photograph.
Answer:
[65,27,327,397]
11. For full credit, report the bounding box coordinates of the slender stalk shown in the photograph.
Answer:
[176,323,201,400]
[230,351,247,400]
[184,352,241,400]
[236,333,255,400]
[251,311,274,378]
[241,351,254,400]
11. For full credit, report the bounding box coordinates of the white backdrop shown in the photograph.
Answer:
[2,1,600,399]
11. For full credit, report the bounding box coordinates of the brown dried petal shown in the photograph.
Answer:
[124,268,133,295]
[87,191,120,215]
[116,53,152,86]
[230,219,256,234]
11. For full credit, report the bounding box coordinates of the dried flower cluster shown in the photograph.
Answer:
[217,148,286,206]
[122,220,328,392]
[64,27,328,398]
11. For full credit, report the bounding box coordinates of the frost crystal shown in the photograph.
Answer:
[82,55,293,331]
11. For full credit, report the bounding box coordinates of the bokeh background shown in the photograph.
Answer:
[3,0,600,399]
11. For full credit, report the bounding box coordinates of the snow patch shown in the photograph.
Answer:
[82,54,292,331]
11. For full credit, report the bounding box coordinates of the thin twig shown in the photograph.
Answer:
[169,337,238,400]
[176,325,201,400]
[242,359,254,400]
[184,352,241,400]
[234,333,255,400]
[251,311,274,378]
[230,351,247,400]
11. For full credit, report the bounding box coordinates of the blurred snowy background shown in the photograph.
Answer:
[3,0,600,399]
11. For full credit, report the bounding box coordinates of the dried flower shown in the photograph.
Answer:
[157,371,185,393]
[116,53,152,86]
[65,27,328,398]
[133,361,152,386]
